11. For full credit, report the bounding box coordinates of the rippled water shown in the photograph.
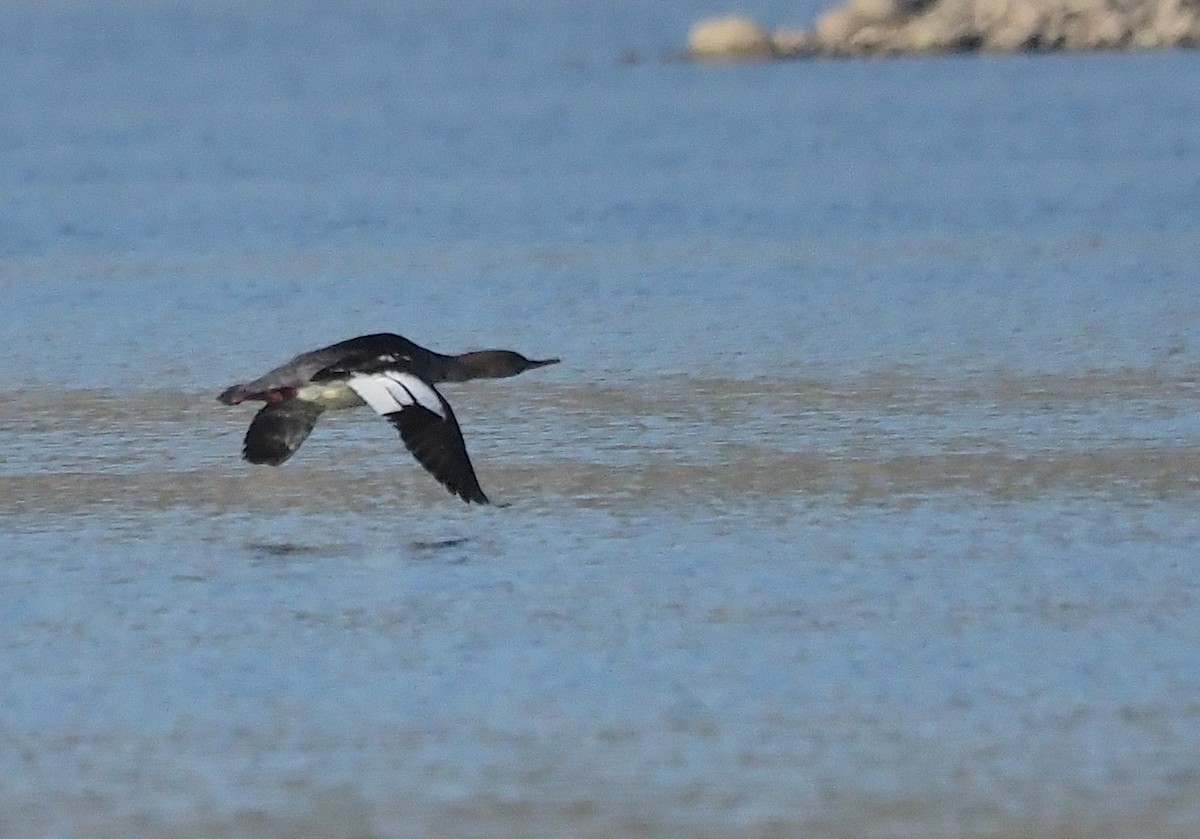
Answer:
[3,1,1200,837]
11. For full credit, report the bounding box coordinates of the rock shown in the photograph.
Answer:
[814,7,860,46]
[771,27,823,56]
[685,16,775,59]
[978,0,1048,51]
[687,0,1200,58]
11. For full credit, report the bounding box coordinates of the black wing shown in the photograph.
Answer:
[345,370,489,504]
[242,400,325,466]
[387,402,489,504]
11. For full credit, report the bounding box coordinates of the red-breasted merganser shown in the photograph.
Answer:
[217,333,559,504]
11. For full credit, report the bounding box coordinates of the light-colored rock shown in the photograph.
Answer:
[910,0,984,50]
[689,0,1200,58]
[979,0,1047,51]
[815,6,860,45]
[845,0,910,24]
[860,0,940,24]
[686,16,775,59]
[770,26,822,56]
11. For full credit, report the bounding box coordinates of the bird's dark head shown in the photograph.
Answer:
[453,350,560,381]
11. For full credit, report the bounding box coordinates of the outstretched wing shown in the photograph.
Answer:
[243,400,325,465]
[346,370,489,504]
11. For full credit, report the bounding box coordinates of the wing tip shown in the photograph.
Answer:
[242,439,292,466]
[459,486,490,505]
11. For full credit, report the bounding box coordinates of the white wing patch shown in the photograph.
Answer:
[347,371,446,419]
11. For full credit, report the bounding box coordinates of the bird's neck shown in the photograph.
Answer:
[439,351,508,382]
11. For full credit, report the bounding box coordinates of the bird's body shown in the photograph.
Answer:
[217,333,559,504]
[293,381,366,409]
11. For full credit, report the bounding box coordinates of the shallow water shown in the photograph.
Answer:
[3,1,1200,837]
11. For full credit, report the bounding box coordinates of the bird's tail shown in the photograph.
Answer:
[218,384,251,405]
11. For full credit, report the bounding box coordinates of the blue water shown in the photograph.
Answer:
[2,2,1200,837]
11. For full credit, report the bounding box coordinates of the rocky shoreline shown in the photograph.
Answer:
[686,0,1200,59]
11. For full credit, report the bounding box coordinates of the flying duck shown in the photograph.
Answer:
[217,333,559,504]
